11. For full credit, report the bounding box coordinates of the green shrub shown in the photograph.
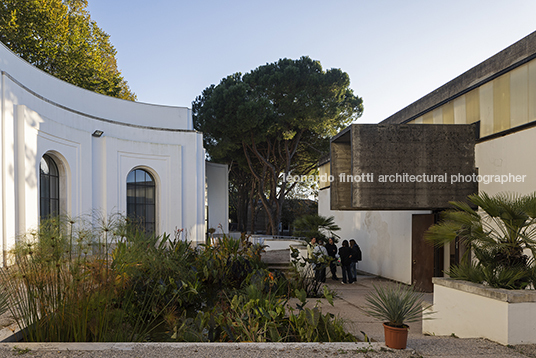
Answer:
[1,216,356,343]
[426,192,536,289]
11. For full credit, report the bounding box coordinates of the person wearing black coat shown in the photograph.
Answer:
[338,240,354,284]
[349,239,362,281]
[325,237,339,280]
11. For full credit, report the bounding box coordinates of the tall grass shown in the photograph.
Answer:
[0,216,356,342]
[0,215,181,342]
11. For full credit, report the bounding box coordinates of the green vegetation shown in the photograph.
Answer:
[0,215,355,342]
[193,56,363,234]
[425,192,536,289]
[293,214,341,241]
[0,0,136,100]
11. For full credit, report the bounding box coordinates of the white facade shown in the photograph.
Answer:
[318,190,431,284]
[0,42,222,265]
[319,32,536,285]
[319,125,536,284]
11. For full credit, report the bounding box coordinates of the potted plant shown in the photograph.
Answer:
[360,283,432,349]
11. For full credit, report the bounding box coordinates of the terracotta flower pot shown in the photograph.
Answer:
[383,323,409,349]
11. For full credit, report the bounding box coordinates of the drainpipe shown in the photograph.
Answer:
[1,72,6,267]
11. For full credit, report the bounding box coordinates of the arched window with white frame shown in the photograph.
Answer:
[126,168,156,234]
[39,154,60,220]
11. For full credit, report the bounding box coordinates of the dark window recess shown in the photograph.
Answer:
[126,169,156,234]
[40,154,60,220]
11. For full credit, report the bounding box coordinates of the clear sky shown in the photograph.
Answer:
[87,0,536,124]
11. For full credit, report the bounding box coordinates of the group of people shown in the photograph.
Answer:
[307,237,362,284]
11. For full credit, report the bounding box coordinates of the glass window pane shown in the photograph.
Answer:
[40,155,60,221]
[136,204,146,220]
[146,172,154,184]
[127,185,136,204]
[127,204,136,218]
[41,176,50,199]
[127,169,156,234]
[127,171,136,183]
[146,223,154,234]
[146,187,155,204]
[41,201,48,218]
[146,205,155,223]
[136,186,146,204]
[51,200,59,216]
[48,158,58,176]
[50,176,58,199]
[40,157,49,175]
[135,169,145,183]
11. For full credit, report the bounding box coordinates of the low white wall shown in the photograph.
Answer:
[423,278,536,345]
[318,189,430,284]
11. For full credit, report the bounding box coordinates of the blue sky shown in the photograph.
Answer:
[87,0,536,124]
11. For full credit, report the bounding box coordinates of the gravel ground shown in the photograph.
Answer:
[0,340,534,358]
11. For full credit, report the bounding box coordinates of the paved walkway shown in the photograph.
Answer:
[1,272,536,357]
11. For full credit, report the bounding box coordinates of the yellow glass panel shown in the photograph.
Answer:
[413,116,423,124]
[479,82,494,137]
[493,73,510,133]
[466,88,480,124]
[454,96,467,124]
[422,111,433,124]
[510,64,529,128]
[318,162,330,189]
[529,59,536,123]
[433,108,443,124]
[442,101,454,124]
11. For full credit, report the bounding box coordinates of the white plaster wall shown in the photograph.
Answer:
[206,162,229,234]
[475,126,536,196]
[318,189,431,284]
[0,43,191,130]
[423,282,536,345]
[423,284,509,344]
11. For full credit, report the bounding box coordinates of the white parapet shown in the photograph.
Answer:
[423,277,536,345]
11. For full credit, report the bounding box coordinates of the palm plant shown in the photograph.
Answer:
[425,192,536,289]
[293,214,340,241]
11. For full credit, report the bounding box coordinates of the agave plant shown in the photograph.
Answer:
[425,192,536,289]
[360,283,432,328]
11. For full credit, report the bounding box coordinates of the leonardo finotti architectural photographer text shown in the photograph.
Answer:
[283,173,527,185]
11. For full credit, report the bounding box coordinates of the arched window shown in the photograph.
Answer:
[40,154,60,219]
[127,168,156,234]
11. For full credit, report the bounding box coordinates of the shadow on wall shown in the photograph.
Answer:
[364,212,390,276]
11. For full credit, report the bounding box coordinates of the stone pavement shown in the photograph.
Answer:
[316,273,536,357]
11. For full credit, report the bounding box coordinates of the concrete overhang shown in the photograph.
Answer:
[330,123,479,211]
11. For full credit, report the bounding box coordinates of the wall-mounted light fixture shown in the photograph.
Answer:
[92,130,104,137]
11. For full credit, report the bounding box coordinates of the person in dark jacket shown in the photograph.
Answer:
[349,239,362,281]
[338,240,353,284]
[325,237,339,280]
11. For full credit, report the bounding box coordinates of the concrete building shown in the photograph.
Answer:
[320,31,536,290]
[0,42,228,266]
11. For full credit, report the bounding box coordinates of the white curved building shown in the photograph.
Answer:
[0,42,226,265]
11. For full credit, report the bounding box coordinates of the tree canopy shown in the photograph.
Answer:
[0,0,136,100]
[193,56,363,234]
